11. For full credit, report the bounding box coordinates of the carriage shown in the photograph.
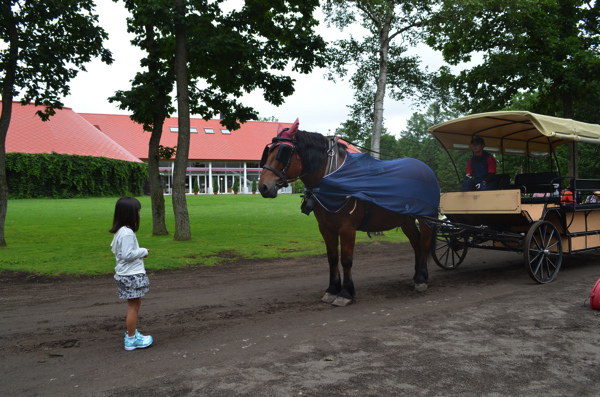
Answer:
[427,111,600,284]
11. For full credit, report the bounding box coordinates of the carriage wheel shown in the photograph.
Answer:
[431,228,468,269]
[524,221,563,284]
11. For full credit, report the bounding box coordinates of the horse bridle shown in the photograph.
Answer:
[259,129,301,188]
[260,132,342,188]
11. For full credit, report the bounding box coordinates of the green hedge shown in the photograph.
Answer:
[6,152,148,199]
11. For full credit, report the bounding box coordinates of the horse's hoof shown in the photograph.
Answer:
[414,283,428,292]
[332,297,353,307]
[321,293,337,304]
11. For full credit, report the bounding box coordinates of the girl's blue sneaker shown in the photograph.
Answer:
[124,330,153,351]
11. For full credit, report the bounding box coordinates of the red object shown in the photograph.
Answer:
[561,190,574,202]
[591,279,600,309]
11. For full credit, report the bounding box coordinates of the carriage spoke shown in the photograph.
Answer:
[531,234,543,251]
[530,251,543,273]
[544,256,558,275]
[435,240,451,264]
[452,249,461,266]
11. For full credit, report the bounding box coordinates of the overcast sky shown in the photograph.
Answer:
[62,0,465,137]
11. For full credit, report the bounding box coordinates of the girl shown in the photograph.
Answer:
[110,197,153,351]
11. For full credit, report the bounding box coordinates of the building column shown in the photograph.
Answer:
[208,162,213,194]
[243,163,248,194]
[171,161,175,195]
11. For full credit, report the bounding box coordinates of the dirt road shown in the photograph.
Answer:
[2,241,600,396]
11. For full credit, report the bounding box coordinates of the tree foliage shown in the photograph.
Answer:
[324,0,436,155]
[0,0,112,246]
[427,0,600,122]
[111,0,326,240]
[427,0,600,177]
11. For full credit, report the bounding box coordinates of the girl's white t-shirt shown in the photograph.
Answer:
[111,226,148,276]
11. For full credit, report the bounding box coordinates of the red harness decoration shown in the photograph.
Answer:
[277,119,301,166]
[590,279,600,309]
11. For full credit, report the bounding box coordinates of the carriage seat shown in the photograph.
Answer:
[511,172,561,204]
[574,179,600,192]
[495,173,511,190]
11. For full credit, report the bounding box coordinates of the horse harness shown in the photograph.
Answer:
[260,132,341,190]
[259,128,301,189]
[301,137,341,215]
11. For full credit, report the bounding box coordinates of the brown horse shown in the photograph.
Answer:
[258,121,437,306]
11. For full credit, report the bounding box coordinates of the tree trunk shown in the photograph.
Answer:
[563,92,578,178]
[172,0,191,241]
[145,24,169,236]
[0,21,18,247]
[370,15,392,160]
[148,108,169,236]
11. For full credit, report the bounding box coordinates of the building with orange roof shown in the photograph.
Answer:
[3,102,141,163]
[79,113,294,194]
[5,102,360,195]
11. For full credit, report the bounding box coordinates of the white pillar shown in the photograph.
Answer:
[171,161,175,195]
[243,163,248,193]
[208,162,213,193]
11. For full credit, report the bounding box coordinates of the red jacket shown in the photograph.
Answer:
[561,190,574,203]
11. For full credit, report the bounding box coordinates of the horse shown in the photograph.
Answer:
[258,120,439,306]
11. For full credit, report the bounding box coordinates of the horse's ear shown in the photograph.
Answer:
[280,118,299,139]
[276,123,285,136]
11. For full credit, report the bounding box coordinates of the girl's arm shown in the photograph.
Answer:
[120,234,149,262]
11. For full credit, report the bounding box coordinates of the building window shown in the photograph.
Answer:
[170,127,197,133]
[204,128,215,134]
[221,129,230,134]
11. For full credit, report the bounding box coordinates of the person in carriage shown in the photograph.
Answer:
[460,136,498,192]
[585,191,600,204]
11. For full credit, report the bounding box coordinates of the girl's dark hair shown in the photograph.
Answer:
[109,197,141,233]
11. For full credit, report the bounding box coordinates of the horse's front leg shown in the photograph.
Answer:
[319,226,342,304]
[331,226,356,307]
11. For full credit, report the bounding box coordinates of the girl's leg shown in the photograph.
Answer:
[126,297,141,337]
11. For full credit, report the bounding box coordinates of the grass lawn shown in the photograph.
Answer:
[1,194,408,276]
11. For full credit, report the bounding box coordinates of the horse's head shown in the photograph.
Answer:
[258,119,303,198]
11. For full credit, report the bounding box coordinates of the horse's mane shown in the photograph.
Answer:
[295,130,348,174]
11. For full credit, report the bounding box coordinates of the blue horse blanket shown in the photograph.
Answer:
[309,153,440,218]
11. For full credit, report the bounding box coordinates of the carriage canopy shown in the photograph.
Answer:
[427,111,600,157]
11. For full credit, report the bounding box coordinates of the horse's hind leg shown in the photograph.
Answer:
[401,218,433,292]
[331,227,356,307]
[319,226,342,304]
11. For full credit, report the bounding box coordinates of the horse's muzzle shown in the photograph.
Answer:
[260,182,278,198]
